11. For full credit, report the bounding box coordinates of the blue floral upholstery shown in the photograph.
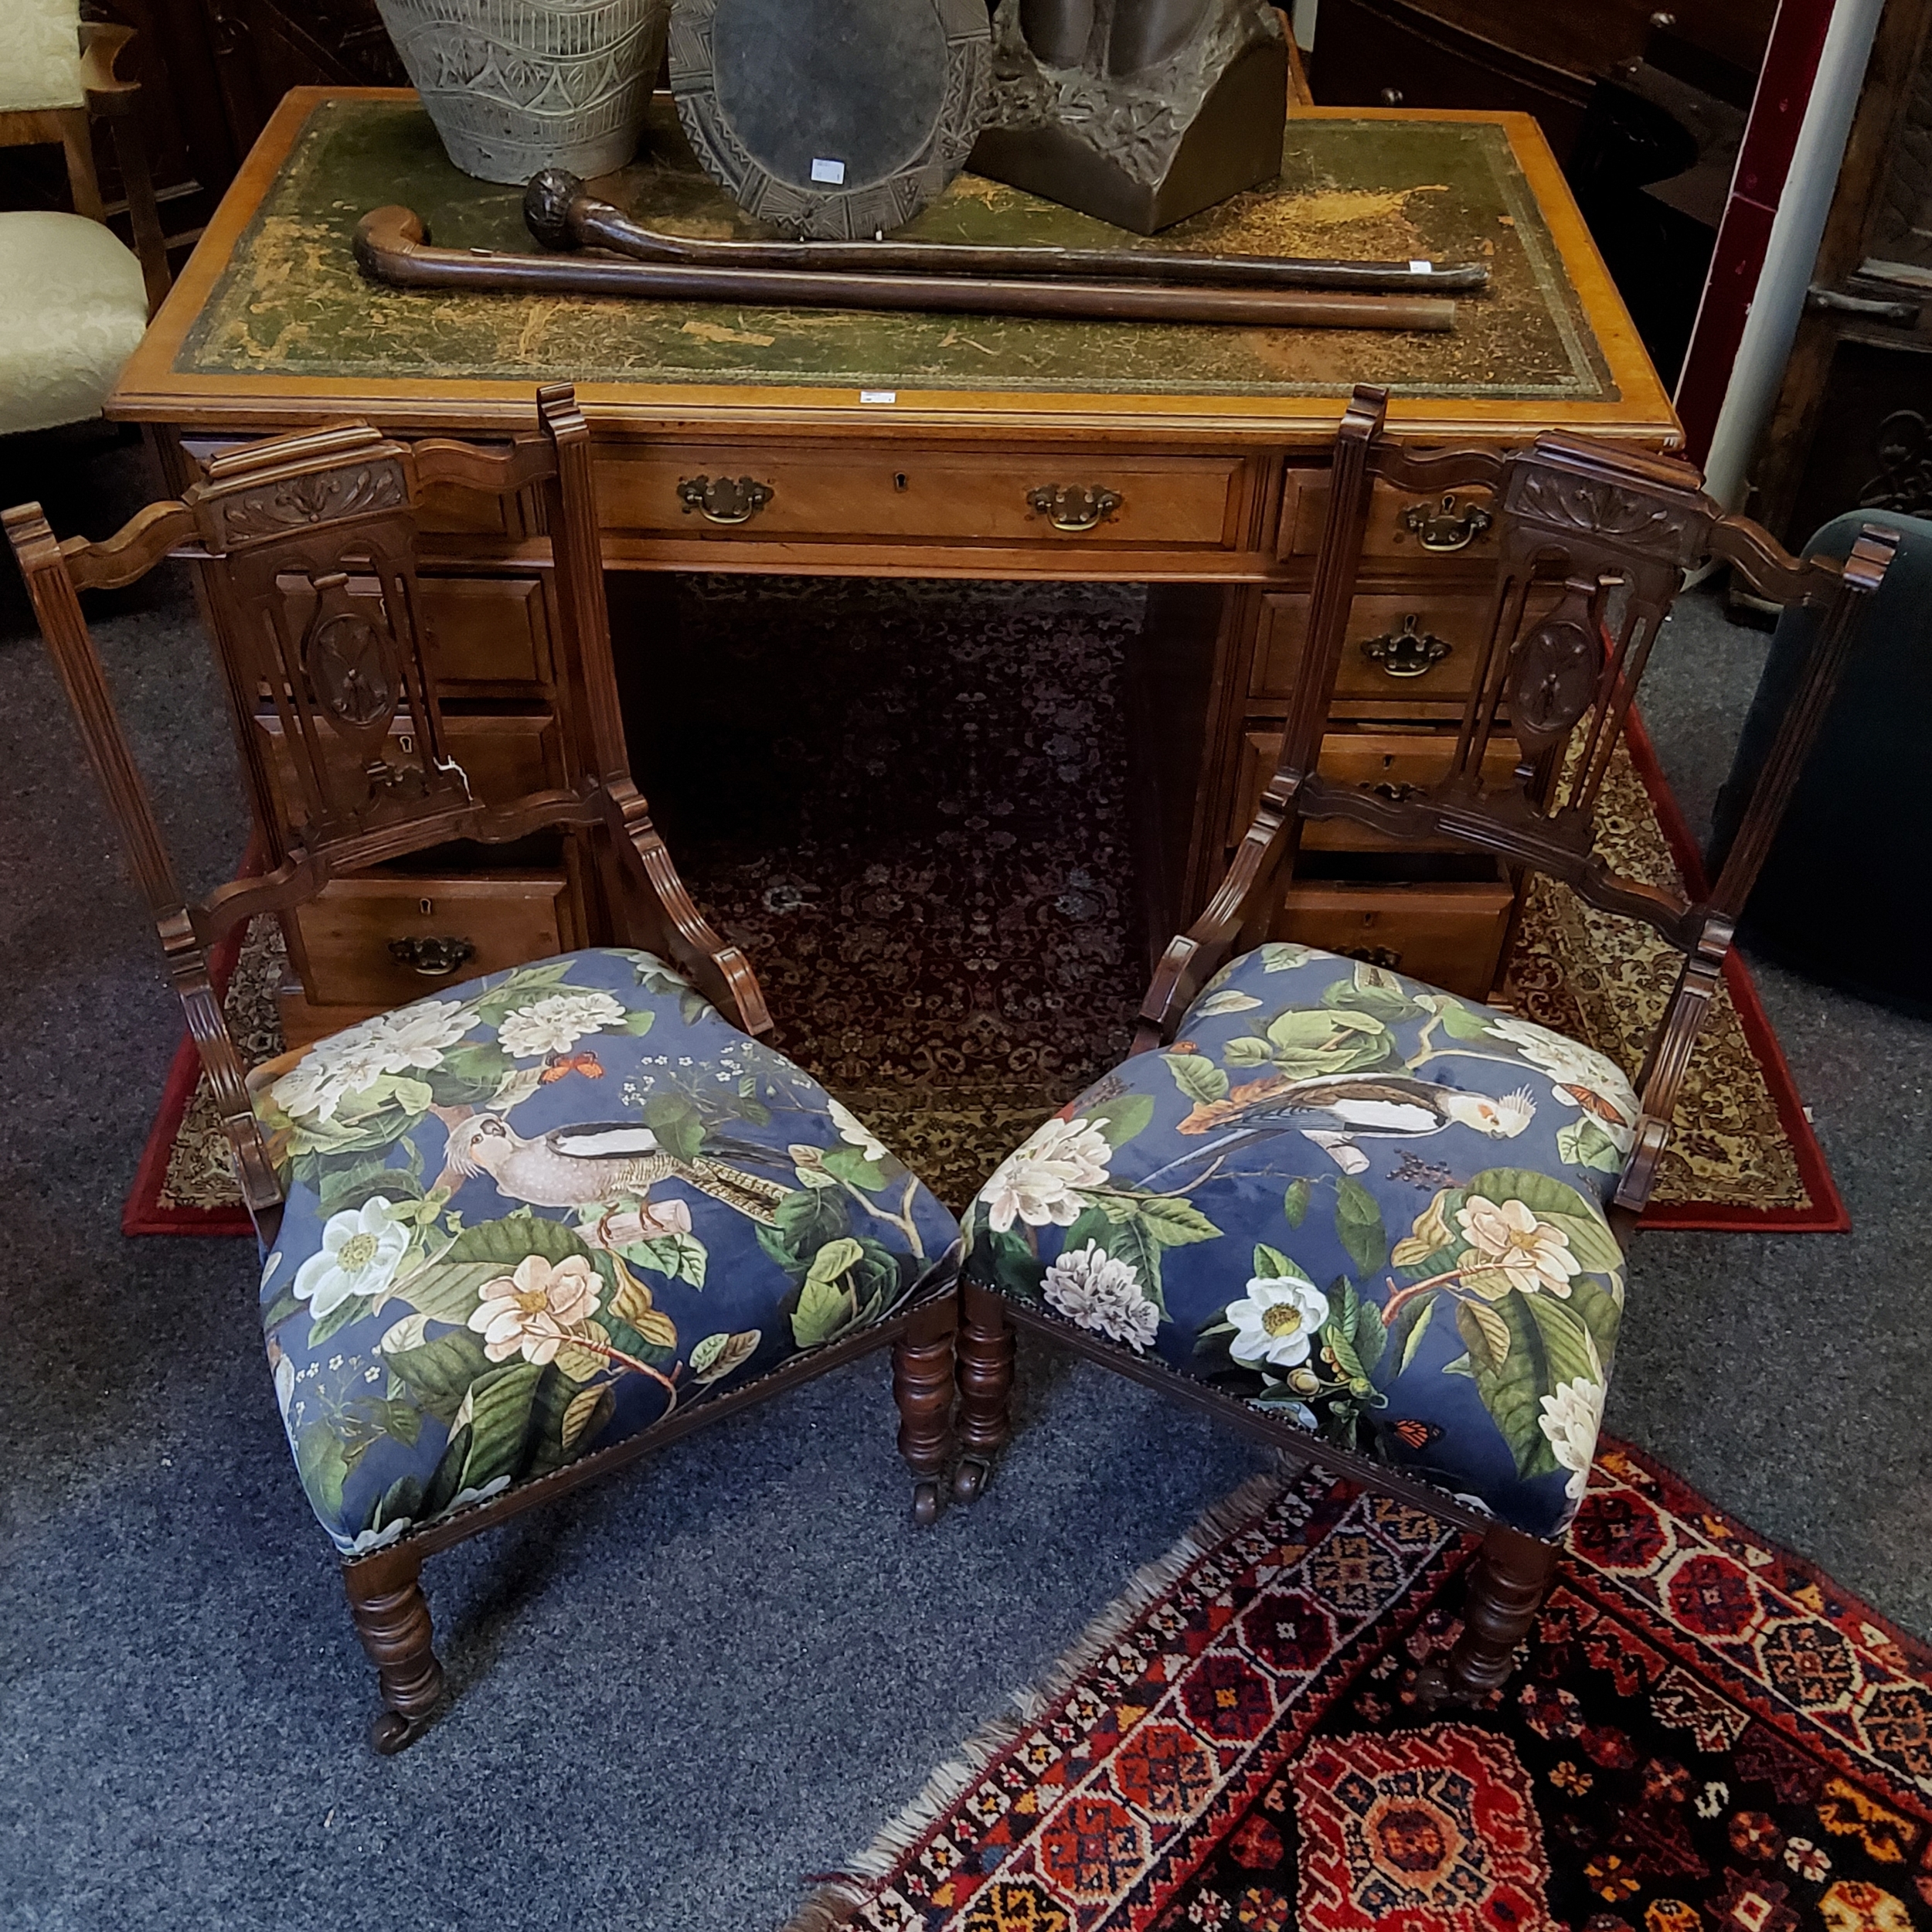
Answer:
[963,944,1638,1539]
[253,948,961,1553]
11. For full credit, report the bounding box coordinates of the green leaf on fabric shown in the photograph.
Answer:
[641,1094,706,1165]
[1251,1243,1298,1280]
[1322,1288,1366,1388]
[1283,1179,1312,1228]
[392,1214,596,1325]
[1461,1290,1563,1479]
[1264,1006,1398,1079]
[1432,998,1496,1042]
[1391,1294,1437,1373]
[420,1425,471,1517]
[306,1294,369,1349]
[821,1145,890,1192]
[1192,988,1263,1018]
[372,1475,423,1533]
[1259,943,1315,972]
[296,1422,349,1520]
[318,1153,421,1218]
[806,1237,866,1287]
[469,962,573,1025]
[1352,1294,1387,1376]
[560,1383,616,1454]
[358,1396,422,1447]
[792,1274,859,1349]
[1441,1352,1475,1378]
[1164,1053,1230,1107]
[1567,1275,1623,1361]
[622,1009,657,1036]
[1084,1094,1155,1148]
[1392,1187,1463,1271]
[1334,1175,1389,1277]
[1223,1036,1275,1068]
[973,1226,1046,1301]
[607,1266,679,1348]
[460,1360,545,1492]
[1132,1194,1221,1248]
[1456,1296,1512,1373]
[1523,1291,1601,1393]
[1081,1216,1169,1319]
[383,1328,493,1422]
[1322,961,1420,1023]
[423,1041,516,1108]
[621,1232,707,1291]
[757,1187,852,1277]
[1557,1117,1626,1174]
[1061,1205,1116,1254]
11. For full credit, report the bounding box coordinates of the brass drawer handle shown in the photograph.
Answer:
[1342,944,1403,969]
[1400,494,1492,552]
[389,936,476,978]
[1026,483,1122,532]
[678,474,774,525]
[1361,615,1453,679]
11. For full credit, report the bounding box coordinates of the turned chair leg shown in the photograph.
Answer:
[952,1280,1015,1505]
[893,1294,959,1527]
[342,1543,446,1755]
[1417,1522,1560,1709]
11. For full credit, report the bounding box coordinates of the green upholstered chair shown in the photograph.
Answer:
[0,1,170,436]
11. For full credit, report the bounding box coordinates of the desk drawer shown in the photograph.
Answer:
[408,576,552,694]
[253,709,563,832]
[1281,470,1501,563]
[1256,588,1551,708]
[596,447,1245,549]
[287,873,573,1011]
[1275,879,1514,1001]
[1233,727,1523,850]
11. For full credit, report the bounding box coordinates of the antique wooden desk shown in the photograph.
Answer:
[107,90,1676,1046]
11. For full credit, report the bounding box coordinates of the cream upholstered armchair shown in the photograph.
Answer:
[0,0,169,437]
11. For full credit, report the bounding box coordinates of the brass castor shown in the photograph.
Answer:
[952,1455,991,1504]
[369,1707,434,1755]
[912,1478,944,1526]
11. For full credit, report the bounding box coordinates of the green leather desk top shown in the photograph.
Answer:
[121,92,1675,435]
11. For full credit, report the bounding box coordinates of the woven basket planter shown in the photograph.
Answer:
[377,0,668,184]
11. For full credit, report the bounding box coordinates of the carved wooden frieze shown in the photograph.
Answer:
[1507,465,1700,563]
[213,460,410,548]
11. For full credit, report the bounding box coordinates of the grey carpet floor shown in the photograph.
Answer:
[2,435,1927,1931]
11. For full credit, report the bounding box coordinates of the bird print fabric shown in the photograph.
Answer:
[963,945,1638,1539]
[251,948,961,1553]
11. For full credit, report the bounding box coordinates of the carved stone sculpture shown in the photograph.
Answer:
[971,0,1287,233]
[376,0,668,183]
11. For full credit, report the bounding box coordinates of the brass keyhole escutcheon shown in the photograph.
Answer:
[1026,483,1124,532]
[389,935,476,978]
[1361,614,1454,679]
[677,474,775,525]
[1399,494,1493,552]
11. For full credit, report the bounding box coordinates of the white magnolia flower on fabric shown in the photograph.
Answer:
[498,991,627,1060]
[1040,1240,1161,1352]
[1226,1274,1331,1370]
[1539,1375,1607,1500]
[978,1116,1114,1233]
[271,1348,297,1425]
[468,1254,602,1365]
[828,1097,890,1165]
[293,1198,411,1318]
[269,998,473,1123]
[1483,1016,1638,1117]
[1457,1196,1582,1296]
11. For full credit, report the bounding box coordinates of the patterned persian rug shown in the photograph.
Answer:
[788,1443,1932,1932]
[124,579,1839,1233]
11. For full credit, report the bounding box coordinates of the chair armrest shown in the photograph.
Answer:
[77,22,138,115]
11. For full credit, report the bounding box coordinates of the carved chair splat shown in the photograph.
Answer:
[953,385,1893,1708]
[7,386,963,1753]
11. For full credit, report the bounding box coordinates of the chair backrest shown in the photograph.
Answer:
[0,5,169,315]
[5,382,766,1233]
[1141,384,1895,1219]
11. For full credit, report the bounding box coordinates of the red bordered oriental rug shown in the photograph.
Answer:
[793,1444,1932,1932]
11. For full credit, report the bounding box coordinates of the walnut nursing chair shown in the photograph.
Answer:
[6,384,962,1753]
[951,384,1893,1708]
[0,0,170,436]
